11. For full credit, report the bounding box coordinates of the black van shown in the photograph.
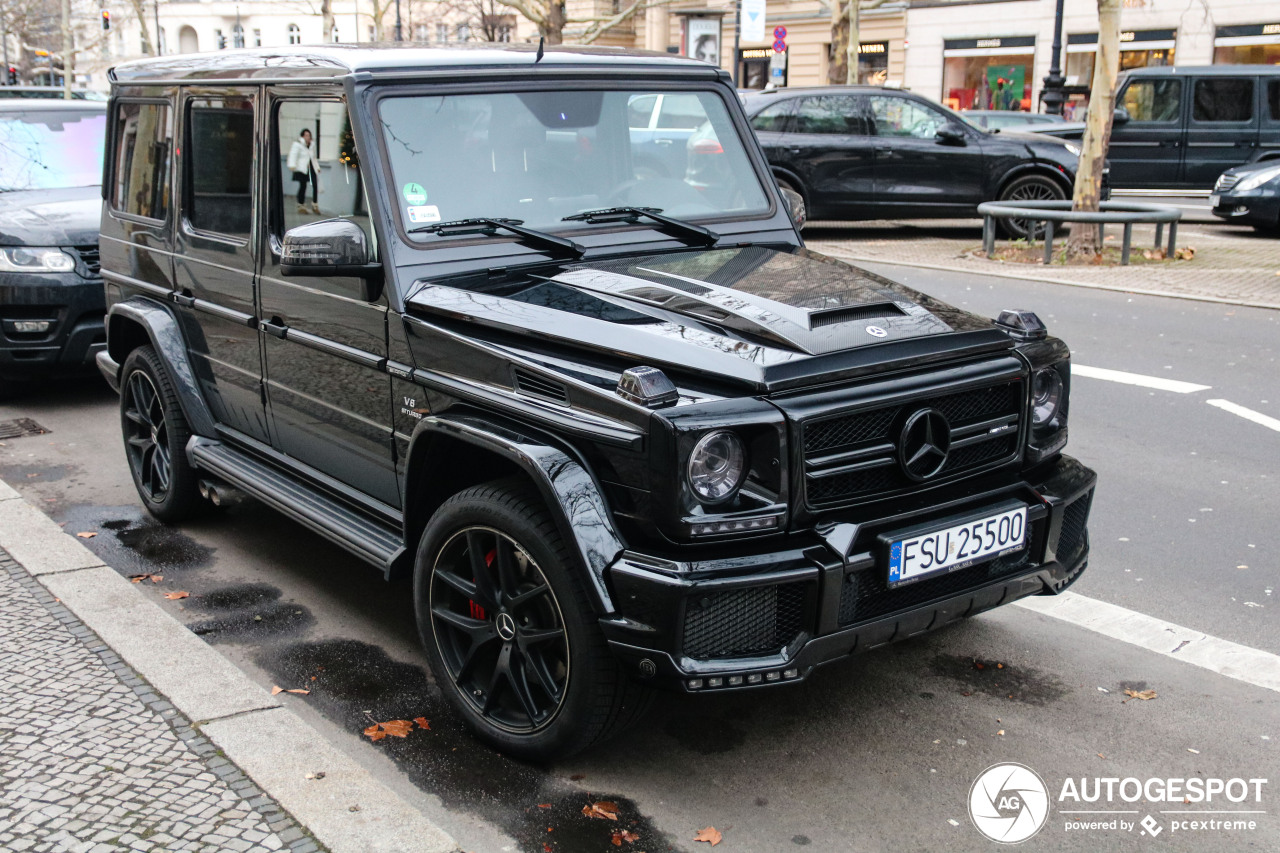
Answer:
[1031,65,1280,191]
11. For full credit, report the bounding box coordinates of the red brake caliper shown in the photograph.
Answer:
[468,549,497,620]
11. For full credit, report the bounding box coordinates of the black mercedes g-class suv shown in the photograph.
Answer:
[97,46,1095,759]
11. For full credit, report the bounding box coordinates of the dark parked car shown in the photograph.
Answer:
[1025,66,1280,191]
[98,46,1096,759]
[1211,161,1280,231]
[0,100,107,397]
[742,86,1088,236]
[963,110,1065,131]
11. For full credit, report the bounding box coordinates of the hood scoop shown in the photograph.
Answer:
[808,302,906,329]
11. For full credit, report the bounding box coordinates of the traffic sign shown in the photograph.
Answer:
[774,26,787,39]
[773,39,787,54]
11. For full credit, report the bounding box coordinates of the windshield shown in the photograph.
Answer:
[378,88,771,235]
[0,109,105,192]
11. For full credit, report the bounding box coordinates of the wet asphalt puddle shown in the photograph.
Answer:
[58,501,676,852]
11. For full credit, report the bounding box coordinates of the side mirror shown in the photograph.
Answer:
[935,123,967,146]
[1113,106,1130,125]
[779,186,806,229]
[281,218,383,301]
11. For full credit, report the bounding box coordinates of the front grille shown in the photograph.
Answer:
[1054,491,1092,567]
[1214,173,1240,193]
[682,582,807,660]
[802,380,1023,507]
[75,245,100,276]
[838,520,1041,626]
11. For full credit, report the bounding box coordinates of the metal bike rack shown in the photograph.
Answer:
[977,200,1183,266]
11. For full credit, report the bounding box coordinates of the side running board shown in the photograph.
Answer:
[188,437,406,576]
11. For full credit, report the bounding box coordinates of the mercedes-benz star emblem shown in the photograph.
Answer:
[866,325,888,338]
[496,612,517,641]
[899,408,951,481]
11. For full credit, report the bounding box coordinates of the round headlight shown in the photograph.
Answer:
[687,430,746,504]
[1032,368,1064,426]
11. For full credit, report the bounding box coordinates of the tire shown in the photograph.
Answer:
[997,174,1067,239]
[119,346,204,522]
[414,479,652,760]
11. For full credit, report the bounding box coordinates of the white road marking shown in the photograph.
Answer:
[1206,399,1280,434]
[1016,591,1280,694]
[1072,364,1211,394]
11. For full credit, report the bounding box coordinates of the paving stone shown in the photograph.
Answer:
[0,549,319,853]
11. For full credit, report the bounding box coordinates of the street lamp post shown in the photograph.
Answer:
[1041,0,1067,115]
[395,0,402,41]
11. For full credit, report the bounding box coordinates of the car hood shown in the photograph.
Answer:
[407,246,1015,392]
[0,186,101,246]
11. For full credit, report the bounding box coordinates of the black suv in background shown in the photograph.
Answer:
[0,100,107,397]
[743,86,1089,236]
[97,46,1096,759]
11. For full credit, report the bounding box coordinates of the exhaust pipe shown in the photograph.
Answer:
[198,479,245,508]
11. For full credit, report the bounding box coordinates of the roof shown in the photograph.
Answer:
[110,44,719,84]
[1122,64,1280,77]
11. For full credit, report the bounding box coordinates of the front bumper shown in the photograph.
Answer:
[1211,193,1280,228]
[0,271,105,380]
[601,454,1096,692]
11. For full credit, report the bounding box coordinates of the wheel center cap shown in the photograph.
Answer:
[496,612,517,641]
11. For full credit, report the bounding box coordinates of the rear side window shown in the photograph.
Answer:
[627,94,657,129]
[186,97,255,238]
[750,101,792,133]
[111,102,171,221]
[1193,78,1253,122]
[1269,81,1280,121]
[1121,79,1181,122]
[793,95,872,135]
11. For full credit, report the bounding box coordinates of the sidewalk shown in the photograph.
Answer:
[0,480,457,853]
[804,218,1280,310]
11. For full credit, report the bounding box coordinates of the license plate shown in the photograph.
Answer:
[1209,194,1220,208]
[887,506,1027,588]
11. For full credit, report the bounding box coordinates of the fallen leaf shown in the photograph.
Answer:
[163,591,189,600]
[304,771,325,780]
[271,686,285,696]
[150,575,163,583]
[694,826,722,846]
[997,730,1005,736]
[287,689,310,695]
[583,801,619,821]
[1123,689,1157,702]
[537,803,552,809]
[363,723,386,742]
[544,844,553,853]
[76,531,96,538]
[413,717,430,730]
[996,663,1004,669]
[1174,246,1196,261]
[612,829,640,845]
[381,720,414,738]
[1188,748,1200,754]
[1097,753,1106,759]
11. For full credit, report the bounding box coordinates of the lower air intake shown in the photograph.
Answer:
[682,582,807,660]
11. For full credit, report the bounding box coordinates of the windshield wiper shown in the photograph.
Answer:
[562,207,718,247]
[408,217,584,259]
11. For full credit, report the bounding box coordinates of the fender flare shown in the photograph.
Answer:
[106,298,218,438]
[404,411,626,614]
[997,163,1074,198]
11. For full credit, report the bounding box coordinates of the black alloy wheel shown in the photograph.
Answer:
[415,480,653,759]
[998,174,1067,240]
[429,525,570,733]
[119,346,203,522]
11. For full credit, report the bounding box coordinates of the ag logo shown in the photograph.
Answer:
[969,763,1051,844]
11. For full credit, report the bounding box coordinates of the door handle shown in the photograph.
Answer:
[788,146,802,154]
[260,318,288,339]
[172,290,195,308]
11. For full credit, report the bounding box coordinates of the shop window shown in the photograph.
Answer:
[1193,78,1253,122]
[750,101,792,133]
[1121,79,1180,122]
[112,103,171,221]
[944,55,1034,112]
[288,24,301,45]
[793,95,871,135]
[870,96,947,139]
[186,98,255,238]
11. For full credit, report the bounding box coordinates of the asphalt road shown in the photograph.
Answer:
[2,262,1277,852]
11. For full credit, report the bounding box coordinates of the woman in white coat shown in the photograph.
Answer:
[287,128,322,214]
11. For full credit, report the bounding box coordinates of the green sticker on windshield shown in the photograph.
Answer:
[402,182,427,206]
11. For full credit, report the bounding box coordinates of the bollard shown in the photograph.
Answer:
[1043,221,1055,265]
[1154,222,1163,249]
[983,216,995,256]
[1121,223,1132,266]
[1166,221,1177,257]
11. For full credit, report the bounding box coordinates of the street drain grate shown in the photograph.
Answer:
[0,418,50,440]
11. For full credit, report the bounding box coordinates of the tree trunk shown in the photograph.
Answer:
[543,1,565,44]
[1066,0,1121,256]
[828,0,853,85]
[844,0,859,85]
[322,0,334,44]
[128,0,154,55]
[61,0,72,98]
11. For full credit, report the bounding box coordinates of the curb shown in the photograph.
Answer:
[817,251,1280,313]
[0,477,459,853]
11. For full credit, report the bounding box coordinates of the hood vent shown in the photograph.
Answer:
[513,367,570,406]
[808,302,905,329]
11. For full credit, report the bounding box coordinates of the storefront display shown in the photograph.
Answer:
[942,36,1035,112]
[1214,23,1280,65]
[859,41,889,85]
[1063,29,1175,117]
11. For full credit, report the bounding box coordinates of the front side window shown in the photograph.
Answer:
[186,96,254,238]
[1122,79,1181,122]
[378,88,770,234]
[0,108,105,192]
[869,96,948,138]
[750,100,792,133]
[792,95,870,135]
[111,102,171,220]
[275,100,370,242]
[1193,78,1253,122]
